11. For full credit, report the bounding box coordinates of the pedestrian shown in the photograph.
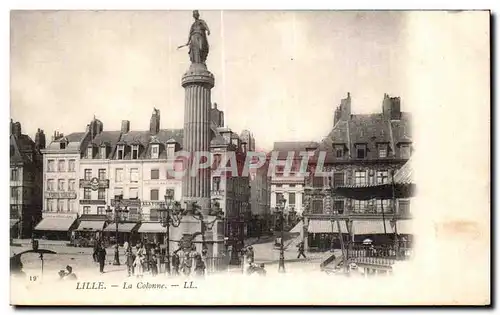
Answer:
[58,269,66,280]
[93,240,99,263]
[125,246,135,277]
[297,241,307,259]
[246,246,255,264]
[171,250,180,276]
[258,263,267,276]
[150,252,158,277]
[183,250,193,276]
[193,254,206,277]
[133,251,145,278]
[98,244,106,273]
[65,265,77,280]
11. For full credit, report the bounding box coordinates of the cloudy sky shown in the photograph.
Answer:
[12,11,411,150]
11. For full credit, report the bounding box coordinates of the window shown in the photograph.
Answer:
[288,193,296,205]
[150,208,159,221]
[84,188,91,200]
[212,154,222,169]
[98,188,106,200]
[213,176,221,191]
[333,172,345,187]
[57,199,65,212]
[130,168,139,183]
[129,188,139,199]
[47,160,55,172]
[68,179,76,191]
[58,179,65,191]
[97,206,105,215]
[276,184,283,188]
[11,168,19,181]
[353,200,367,213]
[151,169,160,180]
[98,169,106,180]
[58,160,65,172]
[83,206,90,214]
[100,146,107,159]
[47,199,54,211]
[354,171,367,186]
[132,145,139,160]
[378,144,388,158]
[47,179,54,191]
[69,200,76,212]
[68,160,76,172]
[312,176,324,188]
[117,145,124,160]
[114,188,123,199]
[400,144,411,159]
[377,170,389,184]
[87,146,93,159]
[275,193,284,205]
[150,189,159,201]
[312,199,323,214]
[115,168,124,182]
[60,142,66,149]
[10,187,18,199]
[399,200,410,215]
[166,189,175,200]
[376,199,391,213]
[84,169,92,180]
[334,200,345,214]
[335,145,344,158]
[151,145,159,159]
[289,184,296,188]
[356,144,366,159]
[167,145,175,157]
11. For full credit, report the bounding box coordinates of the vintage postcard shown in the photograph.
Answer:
[9,10,490,305]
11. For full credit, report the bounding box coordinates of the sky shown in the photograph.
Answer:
[11,10,411,150]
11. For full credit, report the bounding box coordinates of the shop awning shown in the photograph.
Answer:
[308,219,349,234]
[104,222,138,233]
[352,220,393,235]
[35,217,76,232]
[76,220,105,232]
[289,221,303,234]
[10,219,19,228]
[138,222,166,233]
[396,220,413,234]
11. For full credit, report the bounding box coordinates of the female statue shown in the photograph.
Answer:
[184,10,211,64]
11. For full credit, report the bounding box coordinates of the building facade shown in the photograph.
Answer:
[303,93,413,251]
[10,120,45,238]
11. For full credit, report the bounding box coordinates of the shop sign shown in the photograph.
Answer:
[79,199,107,205]
[80,178,109,191]
[44,191,77,199]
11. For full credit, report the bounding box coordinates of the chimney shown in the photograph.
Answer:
[121,120,130,134]
[382,94,402,120]
[334,92,351,125]
[35,129,46,150]
[12,121,22,138]
[211,103,224,128]
[149,108,160,134]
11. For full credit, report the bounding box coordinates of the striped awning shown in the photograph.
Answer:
[35,217,77,232]
[104,222,138,233]
[10,219,19,228]
[289,221,303,234]
[138,222,165,233]
[76,220,105,232]
[396,220,413,234]
[352,220,393,235]
[308,220,349,234]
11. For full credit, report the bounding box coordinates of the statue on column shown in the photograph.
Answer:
[178,10,211,64]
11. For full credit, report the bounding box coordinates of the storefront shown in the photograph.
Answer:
[103,222,140,246]
[307,219,350,252]
[73,216,107,247]
[34,214,78,240]
[137,222,166,244]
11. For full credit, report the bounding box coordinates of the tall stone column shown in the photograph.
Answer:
[181,63,214,214]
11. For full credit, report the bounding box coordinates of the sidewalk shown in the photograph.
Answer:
[13,239,70,246]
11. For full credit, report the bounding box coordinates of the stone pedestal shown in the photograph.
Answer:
[181,63,214,215]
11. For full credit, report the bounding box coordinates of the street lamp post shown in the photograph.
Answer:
[157,190,184,275]
[106,197,129,266]
[190,201,225,256]
[277,196,287,273]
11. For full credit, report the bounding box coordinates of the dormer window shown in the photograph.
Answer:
[60,142,66,149]
[151,144,159,159]
[132,145,139,160]
[356,144,367,159]
[117,145,124,160]
[334,145,344,158]
[378,143,388,158]
[167,144,175,158]
[99,146,107,159]
[400,144,411,159]
[87,146,93,159]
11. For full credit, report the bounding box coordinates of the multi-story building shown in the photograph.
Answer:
[10,120,45,238]
[302,93,412,251]
[269,141,318,230]
[248,158,271,237]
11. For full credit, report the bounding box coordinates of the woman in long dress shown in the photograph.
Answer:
[134,245,145,278]
[186,10,210,64]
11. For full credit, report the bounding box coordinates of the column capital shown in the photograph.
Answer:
[182,63,215,88]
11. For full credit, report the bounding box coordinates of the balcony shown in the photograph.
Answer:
[211,189,225,196]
